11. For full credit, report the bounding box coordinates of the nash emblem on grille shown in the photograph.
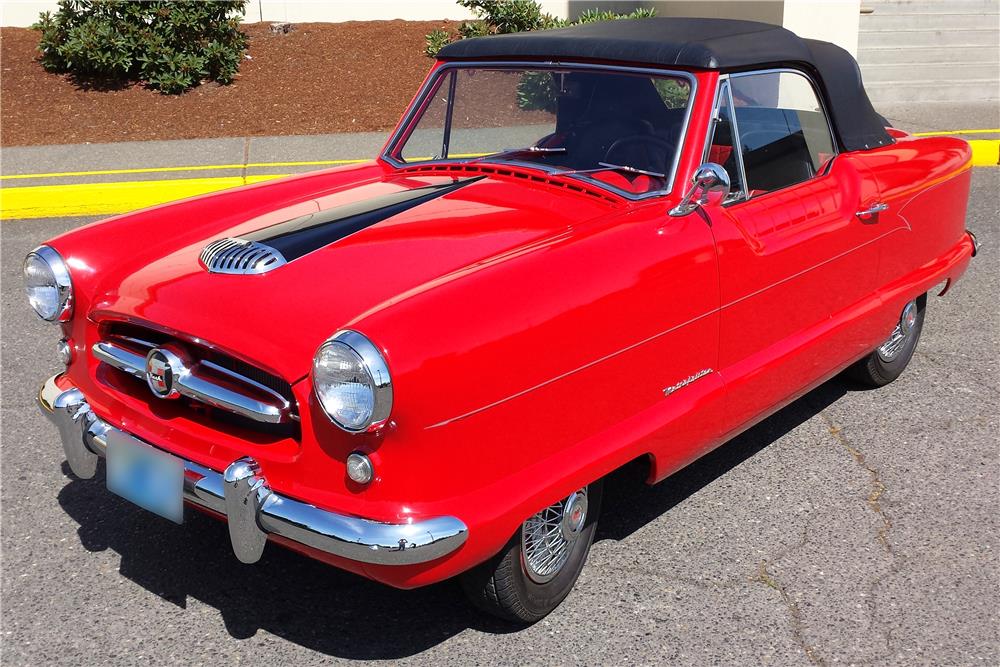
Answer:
[145,348,184,399]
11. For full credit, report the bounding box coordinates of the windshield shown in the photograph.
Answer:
[387,66,693,196]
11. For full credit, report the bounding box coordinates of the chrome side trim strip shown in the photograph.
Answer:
[91,341,292,424]
[39,375,468,566]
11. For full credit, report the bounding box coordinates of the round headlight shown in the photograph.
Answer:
[312,330,392,433]
[23,245,73,322]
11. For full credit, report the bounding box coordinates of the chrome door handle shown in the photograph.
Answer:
[856,202,889,221]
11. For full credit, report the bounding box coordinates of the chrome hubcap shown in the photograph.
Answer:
[521,488,588,584]
[877,300,917,362]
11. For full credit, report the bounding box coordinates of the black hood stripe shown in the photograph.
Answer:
[243,176,484,262]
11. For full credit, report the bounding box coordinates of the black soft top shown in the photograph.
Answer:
[438,18,892,152]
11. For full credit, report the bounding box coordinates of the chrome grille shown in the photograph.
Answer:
[200,238,286,275]
[94,323,298,427]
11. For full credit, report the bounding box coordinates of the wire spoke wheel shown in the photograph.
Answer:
[462,481,601,623]
[521,488,588,584]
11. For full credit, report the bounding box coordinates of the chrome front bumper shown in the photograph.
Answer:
[38,374,467,567]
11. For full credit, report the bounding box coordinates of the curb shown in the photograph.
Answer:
[0,174,287,220]
[967,139,1000,168]
[2,135,997,221]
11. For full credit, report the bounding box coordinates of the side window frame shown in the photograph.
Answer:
[702,77,749,204]
[704,68,839,205]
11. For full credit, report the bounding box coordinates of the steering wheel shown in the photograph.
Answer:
[603,134,675,175]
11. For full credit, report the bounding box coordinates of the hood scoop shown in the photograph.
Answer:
[201,238,287,274]
[199,176,483,275]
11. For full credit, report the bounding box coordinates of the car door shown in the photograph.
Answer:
[705,70,885,436]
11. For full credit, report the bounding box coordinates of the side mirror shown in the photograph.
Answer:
[668,163,731,217]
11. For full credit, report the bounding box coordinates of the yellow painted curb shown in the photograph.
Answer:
[969,139,1000,167]
[913,128,1000,136]
[0,174,286,220]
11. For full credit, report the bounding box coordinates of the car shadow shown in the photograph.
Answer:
[596,378,850,544]
[56,377,851,659]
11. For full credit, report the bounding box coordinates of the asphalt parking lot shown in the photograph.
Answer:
[1,169,997,666]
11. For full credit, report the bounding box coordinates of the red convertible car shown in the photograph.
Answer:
[28,18,976,622]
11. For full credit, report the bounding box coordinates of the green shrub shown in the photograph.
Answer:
[425,1,657,56]
[458,0,551,37]
[572,7,657,26]
[424,28,453,58]
[33,0,248,94]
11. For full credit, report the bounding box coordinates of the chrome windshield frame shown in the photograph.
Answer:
[381,61,698,201]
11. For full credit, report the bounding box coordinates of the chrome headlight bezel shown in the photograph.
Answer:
[312,330,393,433]
[23,245,73,322]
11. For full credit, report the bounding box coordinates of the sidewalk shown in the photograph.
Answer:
[1,101,997,221]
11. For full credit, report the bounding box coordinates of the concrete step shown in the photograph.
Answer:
[865,78,1000,103]
[862,0,1000,14]
[862,11,998,30]
[858,27,999,48]
[858,44,999,64]
[861,61,1000,82]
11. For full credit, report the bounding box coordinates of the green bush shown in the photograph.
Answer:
[33,0,248,94]
[456,0,553,35]
[425,1,656,57]
[570,7,657,26]
[424,28,453,58]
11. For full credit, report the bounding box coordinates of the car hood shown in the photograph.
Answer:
[87,169,618,382]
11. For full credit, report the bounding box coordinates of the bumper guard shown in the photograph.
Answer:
[38,375,467,566]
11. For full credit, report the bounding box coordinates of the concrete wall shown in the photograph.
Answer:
[0,1,56,26]
[639,0,860,55]
[782,1,860,57]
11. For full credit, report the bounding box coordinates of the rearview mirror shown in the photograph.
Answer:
[669,163,731,217]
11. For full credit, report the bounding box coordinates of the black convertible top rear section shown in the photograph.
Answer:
[438,17,892,152]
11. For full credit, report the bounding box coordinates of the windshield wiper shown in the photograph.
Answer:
[467,146,567,163]
[555,162,666,179]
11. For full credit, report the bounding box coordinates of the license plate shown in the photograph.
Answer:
[106,430,184,524]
